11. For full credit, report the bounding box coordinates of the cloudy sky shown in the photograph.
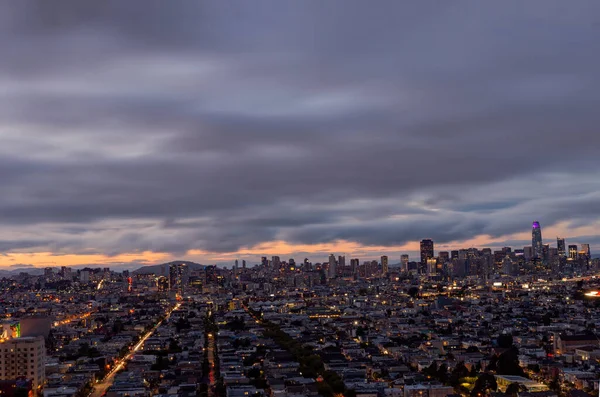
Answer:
[1,1,600,269]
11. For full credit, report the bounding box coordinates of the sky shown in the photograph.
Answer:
[1,1,600,269]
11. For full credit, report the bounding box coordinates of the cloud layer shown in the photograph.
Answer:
[1,1,600,265]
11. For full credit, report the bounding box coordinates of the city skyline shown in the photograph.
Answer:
[5,221,596,271]
[1,2,600,269]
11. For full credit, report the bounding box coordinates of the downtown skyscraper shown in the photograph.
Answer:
[532,221,543,259]
[420,239,434,273]
[557,237,566,258]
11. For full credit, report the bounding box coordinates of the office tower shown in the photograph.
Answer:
[438,251,450,263]
[350,258,359,275]
[328,254,337,279]
[482,251,493,278]
[288,259,296,272]
[338,256,346,276]
[169,264,178,290]
[569,245,578,259]
[400,255,409,272]
[548,247,559,269]
[557,237,566,258]
[532,221,543,259]
[426,258,437,277]
[261,257,269,268]
[581,244,591,258]
[171,264,184,289]
[168,263,189,294]
[79,270,90,283]
[59,266,72,280]
[381,256,389,275]
[44,267,53,280]
[303,258,311,271]
[420,239,434,273]
[523,246,533,260]
[370,260,378,277]
[272,256,281,271]
[235,260,239,269]
[450,250,459,260]
[542,244,550,263]
[242,260,246,269]
[0,336,45,390]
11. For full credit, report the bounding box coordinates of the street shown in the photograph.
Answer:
[89,303,180,397]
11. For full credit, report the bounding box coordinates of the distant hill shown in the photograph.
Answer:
[132,260,205,275]
[0,267,44,277]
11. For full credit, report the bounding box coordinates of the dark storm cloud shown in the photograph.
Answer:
[0,1,599,256]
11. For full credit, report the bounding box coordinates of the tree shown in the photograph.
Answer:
[168,338,181,352]
[469,365,478,377]
[151,355,169,371]
[77,343,91,357]
[175,317,191,332]
[505,382,522,396]
[408,287,420,299]
[497,333,513,348]
[112,319,124,334]
[247,367,261,378]
[14,389,28,397]
[423,362,438,378]
[496,347,526,377]
[436,363,448,383]
[449,362,469,386]
[471,373,497,396]
[549,374,560,392]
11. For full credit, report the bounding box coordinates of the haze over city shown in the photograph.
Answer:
[1,1,600,269]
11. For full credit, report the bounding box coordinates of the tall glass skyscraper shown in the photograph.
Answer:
[532,221,543,259]
[420,239,434,269]
[557,237,566,258]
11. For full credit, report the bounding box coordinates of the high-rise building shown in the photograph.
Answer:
[400,255,409,273]
[426,258,437,277]
[450,250,459,260]
[581,244,591,257]
[420,239,434,272]
[568,245,578,259]
[79,270,90,283]
[261,257,269,268]
[338,256,346,275]
[350,258,359,275]
[168,263,189,294]
[381,256,389,275]
[532,221,543,259]
[557,237,566,258]
[523,246,533,260]
[370,260,378,277]
[303,258,311,271]
[0,336,45,390]
[169,264,178,290]
[272,256,281,271]
[328,254,337,279]
[44,267,53,280]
